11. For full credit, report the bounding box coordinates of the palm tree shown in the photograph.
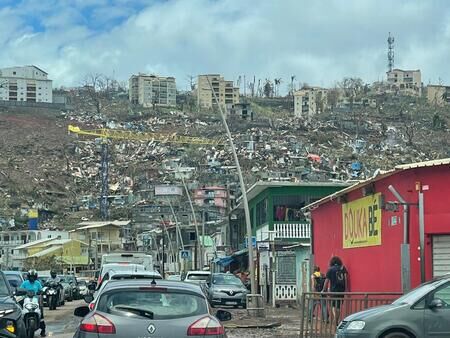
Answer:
[274,78,282,96]
[290,75,296,96]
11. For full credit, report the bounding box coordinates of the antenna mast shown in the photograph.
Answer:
[387,32,395,72]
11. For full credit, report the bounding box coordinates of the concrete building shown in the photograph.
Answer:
[197,74,239,109]
[294,87,327,119]
[427,84,450,106]
[386,69,422,96]
[0,230,68,269]
[0,65,52,102]
[69,220,130,268]
[194,186,230,214]
[129,74,176,107]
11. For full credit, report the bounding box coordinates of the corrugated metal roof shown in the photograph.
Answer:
[29,245,61,258]
[303,157,450,211]
[14,238,55,250]
[74,220,130,231]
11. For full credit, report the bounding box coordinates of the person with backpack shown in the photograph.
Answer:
[309,265,328,322]
[322,256,348,326]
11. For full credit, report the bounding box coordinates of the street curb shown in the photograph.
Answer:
[224,321,282,329]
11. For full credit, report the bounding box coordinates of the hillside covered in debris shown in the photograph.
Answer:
[0,91,449,229]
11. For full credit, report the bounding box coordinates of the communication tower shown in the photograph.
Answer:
[387,32,395,72]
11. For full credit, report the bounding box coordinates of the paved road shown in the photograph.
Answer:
[45,299,83,337]
[43,301,300,337]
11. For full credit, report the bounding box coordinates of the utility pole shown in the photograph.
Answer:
[179,170,203,268]
[206,77,261,315]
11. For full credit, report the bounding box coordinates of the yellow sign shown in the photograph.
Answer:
[342,193,381,248]
[28,209,38,219]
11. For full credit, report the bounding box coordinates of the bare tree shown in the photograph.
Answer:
[274,78,282,96]
[82,73,115,115]
[327,87,339,111]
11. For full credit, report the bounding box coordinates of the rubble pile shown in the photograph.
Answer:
[0,92,448,229]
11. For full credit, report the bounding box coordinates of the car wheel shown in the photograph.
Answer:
[381,331,414,338]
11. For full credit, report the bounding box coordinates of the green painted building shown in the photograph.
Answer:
[229,181,350,303]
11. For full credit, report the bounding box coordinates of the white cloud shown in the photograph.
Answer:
[1,0,450,91]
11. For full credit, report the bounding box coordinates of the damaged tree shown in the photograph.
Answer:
[82,73,115,115]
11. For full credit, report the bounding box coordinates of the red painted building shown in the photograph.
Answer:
[304,158,450,293]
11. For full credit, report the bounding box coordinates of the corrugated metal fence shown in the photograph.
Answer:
[300,292,403,337]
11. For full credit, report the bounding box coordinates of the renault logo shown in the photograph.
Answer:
[147,324,156,334]
[229,291,234,295]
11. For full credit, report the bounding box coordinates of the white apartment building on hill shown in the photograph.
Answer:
[129,74,176,107]
[0,65,53,103]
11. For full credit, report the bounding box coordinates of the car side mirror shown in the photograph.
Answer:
[429,298,444,309]
[84,294,94,303]
[74,306,90,317]
[15,288,27,296]
[215,309,232,322]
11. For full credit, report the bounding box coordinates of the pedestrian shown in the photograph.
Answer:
[309,265,328,322]
[322,256,348,326]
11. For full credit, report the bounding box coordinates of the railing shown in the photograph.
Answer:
[274,222,310,239]
[299,292,403,337]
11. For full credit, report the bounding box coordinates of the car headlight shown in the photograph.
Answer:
[347,320,366,330]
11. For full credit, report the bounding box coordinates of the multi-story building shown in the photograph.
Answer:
[69,221,130,268]
[0,230,68,268]
[427,84,450,106]
[294,87,328,119]
[0,65,52,102]
[197,74,239,108]
[129,74,176,107]
[193,186,230,214]
[386,69,422,96]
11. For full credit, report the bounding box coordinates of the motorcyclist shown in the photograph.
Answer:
[47,270,61,284]
[20,270,46,337]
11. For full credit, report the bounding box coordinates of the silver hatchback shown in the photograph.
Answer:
[73,279,231,338]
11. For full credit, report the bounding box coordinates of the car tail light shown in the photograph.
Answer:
[187,316,224,336]
[80,313,116,334]
[89,302,95,311]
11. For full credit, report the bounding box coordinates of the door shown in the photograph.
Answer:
[433,236,450,277]
[425,282,450,337]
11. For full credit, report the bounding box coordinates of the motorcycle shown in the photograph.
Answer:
[22,290,42,338]
[42,281,62,310]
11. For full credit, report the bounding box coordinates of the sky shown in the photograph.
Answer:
[1,0,450,91]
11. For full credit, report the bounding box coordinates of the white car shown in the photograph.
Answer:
[184,271,211,284]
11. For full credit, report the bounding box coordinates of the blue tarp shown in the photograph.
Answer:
[213,256,235,267]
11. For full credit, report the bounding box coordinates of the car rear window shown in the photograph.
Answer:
[212,274,243,286]
[111,274,162,280]
[187,274,209,281]
[97,289,208,320]
[5,274,22,288]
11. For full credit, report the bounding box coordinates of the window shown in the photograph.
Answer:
[189,231,196,241]
[97,290,208,320]
[256,199,268,226]
[431,283,450,308]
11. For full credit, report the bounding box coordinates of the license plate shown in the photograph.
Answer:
[225,301,237,305]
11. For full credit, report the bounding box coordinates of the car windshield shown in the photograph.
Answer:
[0,276,9,295]
[78,281,87,286]
[212,274,243,286]
[5,274,22,288]
[97,289,208,320]
[186,274,209,281]
[392,279,447,305]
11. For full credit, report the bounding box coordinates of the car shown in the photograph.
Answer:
[77,280,89,297]
[0,271,27,338]
[336,275,450,337]
[58,275,75,302]
[74,279,232,338]
[205,273,248,308]
[167,274,182,281]
[2,271,24,290]
[184,271,211,285]
[97,263,146,289]
[90,270,163,309]
[61,275,79,299]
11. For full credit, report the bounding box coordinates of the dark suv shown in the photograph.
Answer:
[0,271,27,337]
